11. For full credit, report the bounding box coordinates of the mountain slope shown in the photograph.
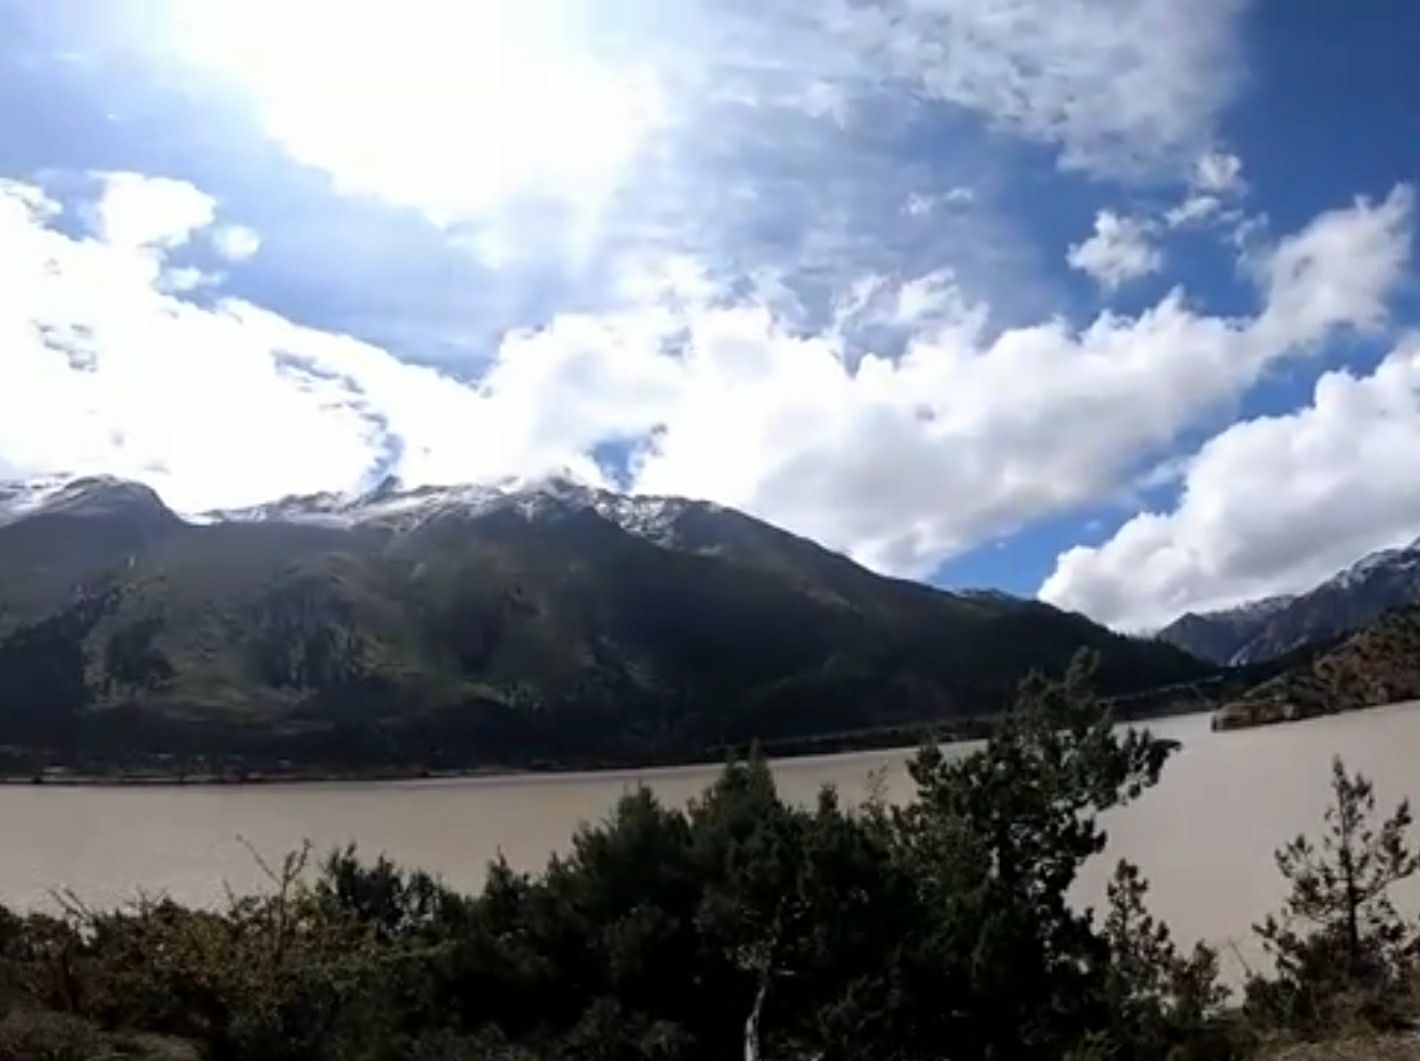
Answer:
[0,475,1206,772]
[1213,606,1420,730]
[1159,538,1420,665]
[1155,596,1296,665]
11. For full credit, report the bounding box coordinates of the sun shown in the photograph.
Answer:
[166,0,664,226]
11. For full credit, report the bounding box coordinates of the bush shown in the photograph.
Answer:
[0,655,1251,1061]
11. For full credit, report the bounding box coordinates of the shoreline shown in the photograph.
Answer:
[0,743,929,789]
[0,703,1213,788]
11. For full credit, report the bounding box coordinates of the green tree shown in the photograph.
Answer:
[1248,756,1420,1031]
[890,652,1180,1058]
[1092,860,1231,1060]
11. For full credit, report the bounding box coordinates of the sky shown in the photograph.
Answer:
[2,0,1419,632]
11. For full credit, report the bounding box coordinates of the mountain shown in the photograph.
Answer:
[0,474,1205,774]
[1155,596,1297,665]
[1158,538,1420,665]
[1213,606,1420,730]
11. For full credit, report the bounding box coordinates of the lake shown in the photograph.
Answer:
[5,702,1420,980]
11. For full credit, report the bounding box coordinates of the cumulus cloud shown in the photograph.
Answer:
[1251,185,1414,349]
[1194,150,1245,195]
[1,181,382,509]
[157,266,220,294]
[629,184,1409,575]
[211,224,262,262]
[1041,186,1418,629]
[89,172,215,250]
[1165,194,1223,228]
[1068,212,1163,291]
[0,175,681,509]
[1,174,1411,585]
[1164,149,1247,229]
[1041,342,1420,630]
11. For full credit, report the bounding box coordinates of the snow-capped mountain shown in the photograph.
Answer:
[0,471,715,552]
[0,471,1203,770]
[206,475,718,551]
[1159,537,1420,665]
[0,474,97,527]
[0,474,176,530]
[1322,541,1420,592]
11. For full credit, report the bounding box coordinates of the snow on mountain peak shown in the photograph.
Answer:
[0,475,76,527]
[0,471,716,551]
[0,474,174,527]
[1323,539,1420,591]
[202,474,711,547]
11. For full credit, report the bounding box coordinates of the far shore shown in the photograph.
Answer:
[0,702,1216,788]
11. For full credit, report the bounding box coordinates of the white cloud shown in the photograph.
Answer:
[823,0,1249,179]
[1040,187,1418,629]
[904,187,976,216]
[89,172,215,250]
[211,224,262,262]
[1251,185,1414,350]
[1165,150,1245,229]
[1067,212,1163,291]
[903,194,933,218]
[1,183,382,509]
[1,175,1411,589]
[160,0,1245,251]
[637,185,1405,576]
[1194,150,1245,195]
[158,266,220,294]
[1165,194,1222,228]
[1041,342,1420,630]
[795,79,852,126]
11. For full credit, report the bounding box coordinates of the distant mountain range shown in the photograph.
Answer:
[0,475,1203,774]
[1158,538,1420,666]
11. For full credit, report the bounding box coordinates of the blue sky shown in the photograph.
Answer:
[2,0,1419,630]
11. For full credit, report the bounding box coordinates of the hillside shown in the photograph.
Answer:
[1213,606,1420,730]
[1160,539,1420,666]
[0,475,1205,774]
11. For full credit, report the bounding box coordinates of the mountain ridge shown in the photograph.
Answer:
[0,473,1206,774]
[1159,537,1420,665]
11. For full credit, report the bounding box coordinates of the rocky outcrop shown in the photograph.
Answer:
[1213,607,1420,731]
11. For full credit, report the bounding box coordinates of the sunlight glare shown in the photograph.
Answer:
[170,0,664,225]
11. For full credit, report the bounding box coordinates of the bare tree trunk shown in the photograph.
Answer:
[745,961,770,1061]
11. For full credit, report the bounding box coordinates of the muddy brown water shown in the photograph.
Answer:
[5,703,1420,979]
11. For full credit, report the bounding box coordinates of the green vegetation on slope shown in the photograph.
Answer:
[0,480,1205,772]
[1215,607,1420,730]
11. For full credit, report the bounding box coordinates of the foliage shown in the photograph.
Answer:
[1213,605,1420,732]
[0,655,1387,1060]
[1247,757,1420,1032]
[1094,861,1238,1060]
[0,657,1197,1058]
[885,654,1184,1058]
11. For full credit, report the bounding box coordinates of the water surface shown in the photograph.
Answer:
[6,704,1420,979]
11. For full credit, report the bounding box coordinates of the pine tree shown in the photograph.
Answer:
[1249,756,1420,1030]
